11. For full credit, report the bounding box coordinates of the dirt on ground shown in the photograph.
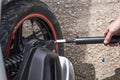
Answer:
[41,0,120,80]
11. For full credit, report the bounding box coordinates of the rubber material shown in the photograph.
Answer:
[0,0,64,58]
[13,41,61,80]
[75,36,120,44]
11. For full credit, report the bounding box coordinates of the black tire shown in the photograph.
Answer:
[0,0,64,59]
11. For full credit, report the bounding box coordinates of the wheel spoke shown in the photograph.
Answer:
[37,31,48,37]
[10,17,55,55]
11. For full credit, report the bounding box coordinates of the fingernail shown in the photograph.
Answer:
[104,40,107,44]
[104,41,108,46]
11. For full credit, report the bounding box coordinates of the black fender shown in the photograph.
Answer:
[13,41,61,80]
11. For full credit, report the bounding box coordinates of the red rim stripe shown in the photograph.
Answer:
[6,14,59,59]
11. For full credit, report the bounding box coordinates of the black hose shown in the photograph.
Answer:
[56,36,120,44]
[75,36,120,44]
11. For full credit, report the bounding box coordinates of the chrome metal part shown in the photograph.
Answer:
[59,56,75,80]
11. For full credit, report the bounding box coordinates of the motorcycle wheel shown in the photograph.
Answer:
[1,0,64,60]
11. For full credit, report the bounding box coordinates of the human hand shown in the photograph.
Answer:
[104,16,120,46]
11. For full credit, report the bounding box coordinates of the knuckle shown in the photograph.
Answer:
[109,29,115,34]
[106,37,110,41]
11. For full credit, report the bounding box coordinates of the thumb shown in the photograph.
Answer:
[104,27,109,36]
[104,31,113,44]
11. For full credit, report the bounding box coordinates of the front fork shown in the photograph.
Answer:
[0,0,8,80]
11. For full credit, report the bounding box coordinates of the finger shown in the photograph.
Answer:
[109,43,119,47]
[104,43,108,46]
[115,43,119,46]
[104,27,109,36]
[104,31,113,45]
[109,43,117,47]
[116,43,120,46]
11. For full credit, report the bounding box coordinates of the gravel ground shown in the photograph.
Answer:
[41,0,120,80]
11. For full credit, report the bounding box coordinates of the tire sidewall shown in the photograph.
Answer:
[8,1,64,56]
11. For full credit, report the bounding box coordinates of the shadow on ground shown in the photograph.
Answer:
[75,63,96,80]
[103,68,120,80]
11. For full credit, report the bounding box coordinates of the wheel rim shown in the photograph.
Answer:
[6,14,59,78]
[6,14,59,59]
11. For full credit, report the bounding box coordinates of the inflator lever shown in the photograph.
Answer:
[55,36,120,44]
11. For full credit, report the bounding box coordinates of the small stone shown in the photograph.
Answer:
[101,56,105,62]
[57,2,60,5]
[65,4,69,8]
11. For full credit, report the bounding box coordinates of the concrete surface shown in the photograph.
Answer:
[41,0,120,80]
